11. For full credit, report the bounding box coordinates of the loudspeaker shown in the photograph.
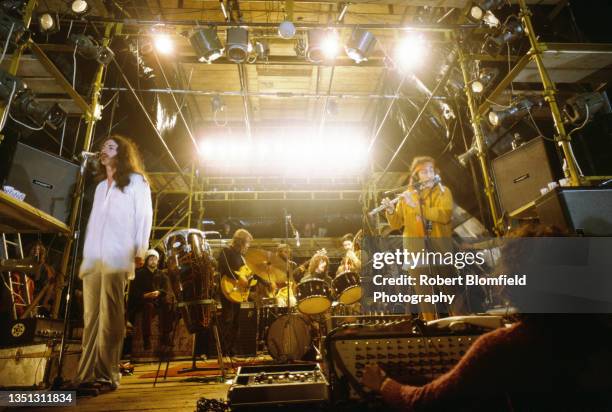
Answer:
[236,303,257,356]
[5,143,78,223]
[491,137,558,215]
[535,187,612,235]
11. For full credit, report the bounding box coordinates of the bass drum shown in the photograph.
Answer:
[265,314,311,362]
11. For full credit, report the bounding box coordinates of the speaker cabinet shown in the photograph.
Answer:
[491,137,558,215]
[535,187,612,235]
[236,304,257,356]
[5,143,78,224]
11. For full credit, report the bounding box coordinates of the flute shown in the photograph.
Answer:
[368,175,442,216]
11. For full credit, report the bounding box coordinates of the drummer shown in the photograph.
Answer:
[336,233,362,275]
[301,252,333,287]
[276,243,304,282]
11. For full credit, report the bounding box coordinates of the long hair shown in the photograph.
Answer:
[308,253,329,274]
[94,135,147,191]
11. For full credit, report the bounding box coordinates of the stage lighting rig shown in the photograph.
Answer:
[483,18,524,56]
[38,13,59,34]
[254,40,269,61]
[278,20,296,39]
[306,29,337,63]
[128,40,155,79]
[70,0,90,16]
[345,29,376,64]
[563,92,611,125]
[471,67,499,94]
[189,27,223,63]
[70,34,114,65]
[0,69,25,103]
[466,0,504,25]
[488,98,534,128]
[13,90,66,129]
[226,27,249,63]
[0,11,30,47]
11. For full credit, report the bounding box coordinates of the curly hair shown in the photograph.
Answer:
[94,135,147,192]
[308,253,329,274]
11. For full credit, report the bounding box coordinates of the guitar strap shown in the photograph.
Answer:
[221,248,239,280]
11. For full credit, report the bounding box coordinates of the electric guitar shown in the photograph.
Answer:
[220,265,278,303]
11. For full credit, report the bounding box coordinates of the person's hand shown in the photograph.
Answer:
[135,256,144,268]
[238,276,249,289]
[362,363,387,392]
[381,197,395,214]
[144,290,160,300]
[401,192,417,208]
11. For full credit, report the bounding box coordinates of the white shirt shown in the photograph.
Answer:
[79,173,153,280]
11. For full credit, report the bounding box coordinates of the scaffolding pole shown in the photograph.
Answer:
[518,0,582,186]
[456,43,503,234]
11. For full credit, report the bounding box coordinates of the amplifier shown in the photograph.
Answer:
[0,318,64,348]
[236,304,257,356]
[325,319,489,401]
[535,187,612,235]
[228,363,329,410]
[491,137,558,216]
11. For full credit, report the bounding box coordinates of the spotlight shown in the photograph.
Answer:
[326,100,339,116]
[471,67,498,94]
[488,98,533,128]
[70,0,90,15]
[306,29,339,63]
[254,40,270,61]
[395,34,426,71]
[466,0,504,23]
[0,69,26,103]
[345,29,376,64]
[457,143,478,166]
[190,27,223,63]
[38,13,59,34]
[278,20,296,40]
[128,40,155,79]
[226,27,249,63]
[0,11,30,46]
[211,95,225,113]
[70,34,115,65]
[14,91,66,129]
[564,92,611,125]
[153,34,174,55]
[484,18,524,55]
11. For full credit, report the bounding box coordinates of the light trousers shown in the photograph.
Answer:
[75,271,126,387]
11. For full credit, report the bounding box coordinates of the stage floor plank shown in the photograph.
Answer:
[18,361,232,412]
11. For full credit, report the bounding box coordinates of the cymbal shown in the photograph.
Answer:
[244,248,288,282]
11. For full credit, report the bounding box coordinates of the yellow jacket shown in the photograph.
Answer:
[386,185,453,252]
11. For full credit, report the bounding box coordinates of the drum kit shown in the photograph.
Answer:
[242,249,363,362]
[161,229,363,363]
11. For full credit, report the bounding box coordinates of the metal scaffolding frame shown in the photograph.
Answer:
[457,0,612,232]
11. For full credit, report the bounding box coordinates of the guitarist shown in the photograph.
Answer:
[217,229,253,357]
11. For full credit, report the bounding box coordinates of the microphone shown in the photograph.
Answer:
[435,174,445,193]
[80,151,100,159]
[286,215,300,247]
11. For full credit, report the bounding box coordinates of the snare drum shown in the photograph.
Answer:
[265,314,311,362]
[296,278,331,315]
[332,271,362,305]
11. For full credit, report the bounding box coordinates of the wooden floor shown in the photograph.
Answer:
[19,360,234,412]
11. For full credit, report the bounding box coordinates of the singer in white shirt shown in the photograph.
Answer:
[75,135,152,390]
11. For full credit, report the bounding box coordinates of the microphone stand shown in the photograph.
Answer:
[51,155,93,392]
[282,211,298,363]
[415,182,440,320]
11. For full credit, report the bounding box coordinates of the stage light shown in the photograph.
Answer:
[488,98,533,128]
[0,69,25,104]
[395,34,426,71]
[211,95,225,113]
[153,34,174,55]
[467,0,504,23]
[14,91,66,129]
[278,20,296,40]
[484,18,524,55]
[321,30,340,59]
[254,40,269,60]
[70,0,90,15]
[306,29,329,63]
[1,0,26,15]
[70,34,114,65]
[0,11,29,46]
[190,27,223,63]
[471,67,498,94]
[345,29,376,63]
[226,27,249,63]
[564,92,611,125]
[38,13,59,33]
